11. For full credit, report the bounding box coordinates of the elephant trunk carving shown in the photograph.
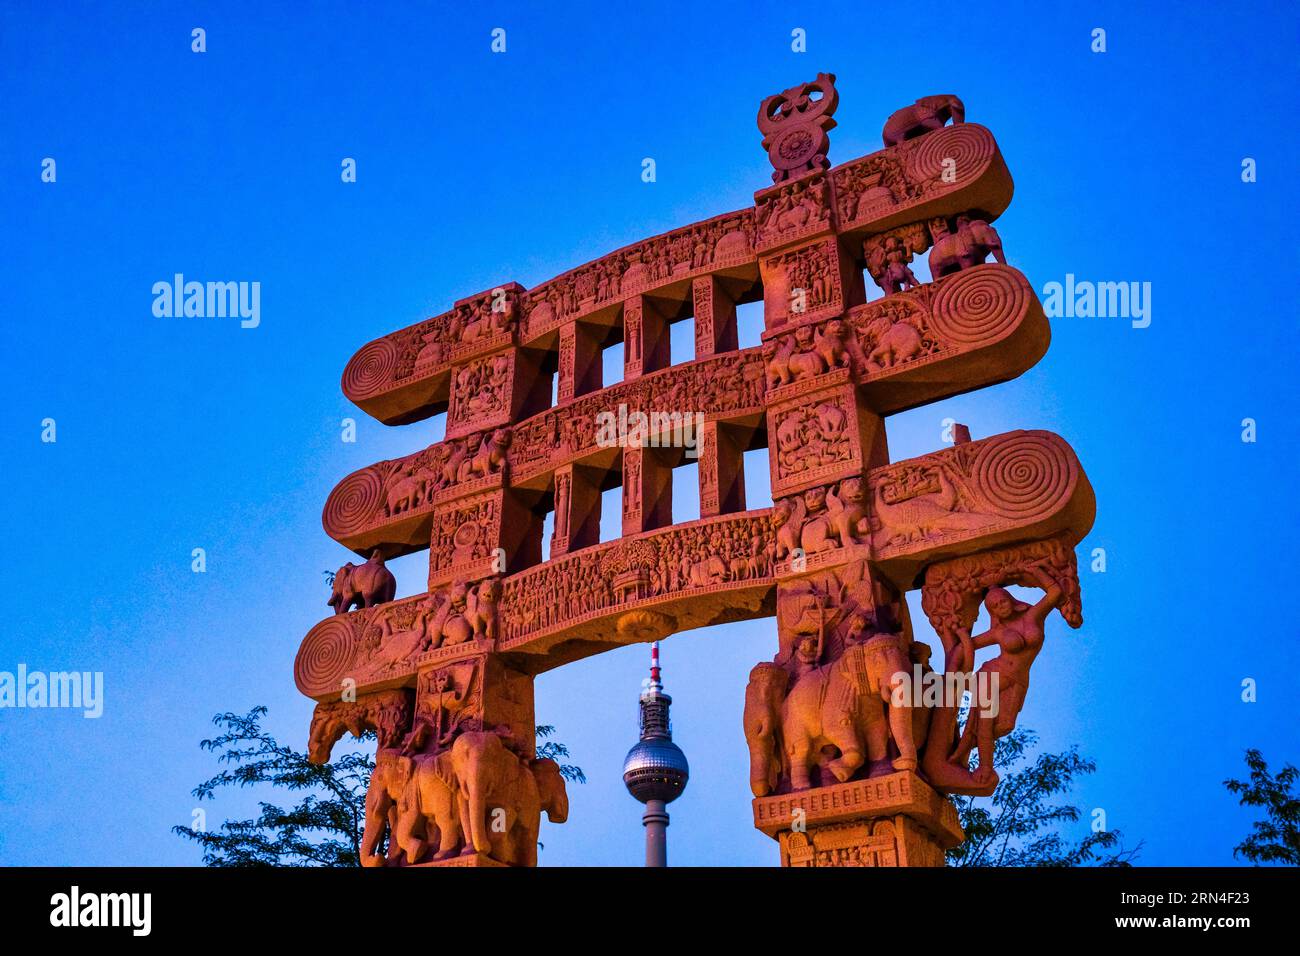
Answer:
[465,754,493,857]
[743,662,789,796]
[359,779,390,867]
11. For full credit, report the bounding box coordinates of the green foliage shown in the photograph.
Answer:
[174,707,584,867]
[535,723,587,784]
[1224,748,1300,865]
[172,706,372,866]
[946,728,1140,867]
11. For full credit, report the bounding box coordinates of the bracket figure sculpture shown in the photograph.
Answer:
[294,72,1095,868]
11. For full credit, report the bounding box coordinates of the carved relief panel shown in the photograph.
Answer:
[429,491,503,586]
[767,379,886,497]
[754,172,834,252]
[447,350,515,440]
[759,237,852,330]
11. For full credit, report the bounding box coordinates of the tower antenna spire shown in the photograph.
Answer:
[622,642,689,866]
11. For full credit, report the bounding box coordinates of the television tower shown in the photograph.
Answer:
[621,642,689,866]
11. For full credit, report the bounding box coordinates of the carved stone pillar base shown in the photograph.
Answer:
[752,771,963,867]
[407,852,509,868]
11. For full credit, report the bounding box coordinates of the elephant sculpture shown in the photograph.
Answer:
[685,553,728,587]
[743,662,789,796]
[864,315,924,370]
[881,94,965,147]
[928,216,1005,278]
[328,549,397,614]
[385,467,426,517]
[451,731,569,867]
[360,747,465,866]
[781,640,889,790]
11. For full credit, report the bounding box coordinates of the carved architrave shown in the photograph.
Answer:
[498,511,776,655]
[867,430,1094,586]
[521,210,757,346]
[341,283,522,425]
[322,429,511,553]
[339,123,1009,428]
[831,124,1007,238]
[831,151,913,229]
[508,350,767,485]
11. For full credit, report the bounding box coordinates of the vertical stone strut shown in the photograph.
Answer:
[297,75,1093,868]
[743,80,1090,866]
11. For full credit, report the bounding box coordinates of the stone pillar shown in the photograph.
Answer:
[697,420,746,518]
[622,294,670,381]
[405,652,538,868]
[557,318,602,403]
[748,166,948,868]
[549,462,602,557]
[622,445,673,535]
[692,275,738,359]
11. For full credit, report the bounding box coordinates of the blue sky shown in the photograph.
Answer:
[1,0,1297,866]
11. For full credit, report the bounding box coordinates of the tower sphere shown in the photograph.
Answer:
[622,736,690,804]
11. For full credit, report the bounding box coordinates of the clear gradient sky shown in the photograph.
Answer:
[1,0,1297,866]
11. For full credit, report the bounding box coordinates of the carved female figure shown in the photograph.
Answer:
[954,561,1064,785]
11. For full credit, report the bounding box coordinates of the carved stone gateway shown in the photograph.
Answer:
[296,74,1095,867]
